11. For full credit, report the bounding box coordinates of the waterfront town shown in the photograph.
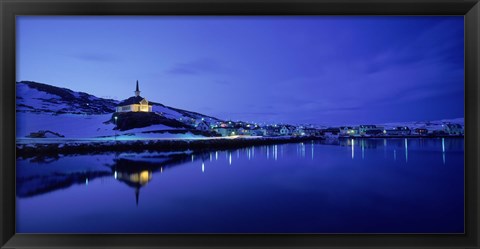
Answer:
[115,81,464,139]
[187,119,464,138]
[16,80,465,160]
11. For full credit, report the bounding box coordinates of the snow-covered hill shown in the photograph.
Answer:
[16,81,221,140]
[379,118,464,131]
[328,118,464,132]
[17,81,118,114]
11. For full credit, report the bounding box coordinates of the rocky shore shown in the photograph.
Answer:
[16,136,323,159]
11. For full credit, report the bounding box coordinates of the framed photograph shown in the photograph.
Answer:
[1,0,479,248]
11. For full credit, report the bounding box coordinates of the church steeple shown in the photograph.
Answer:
[134,80,140,97]
[135,187,140,207]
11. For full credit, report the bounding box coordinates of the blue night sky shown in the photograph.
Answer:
[16,16,464,125]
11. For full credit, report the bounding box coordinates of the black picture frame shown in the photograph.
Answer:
[1,0,479,248]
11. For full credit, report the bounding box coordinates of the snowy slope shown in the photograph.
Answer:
[16,113,115,138]
[151,102,219,122]
[16,110,213,140]
[17,81,220,121]
[380,118,464,131]
[16,81,118,114]
[16,81,222,140]
[336,118,464,131]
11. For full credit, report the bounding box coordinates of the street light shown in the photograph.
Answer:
[114,116,118,141]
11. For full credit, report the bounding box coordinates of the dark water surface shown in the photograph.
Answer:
[16,138,464,233]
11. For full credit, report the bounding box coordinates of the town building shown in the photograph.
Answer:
[364,129,384,136]
[358,125,384,135]
[384,127,411,136]
[280,126,290,136]
[304,128,320,136]
[237,127,249,135]
[340,126,362,136]
[414,128,428,135]
[339,127,351,136]
[249,128,267,136]
[195,121,210,131]
[443,123,464,135]
[294,127,305,136]
[265,126,280,136]
[213,127,237,137]
[322,127,341,136]
[287,125,296,135]
[116,80,153,113]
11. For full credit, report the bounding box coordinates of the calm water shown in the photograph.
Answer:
[16,138,464,233]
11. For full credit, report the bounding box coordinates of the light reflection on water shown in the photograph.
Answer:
[16,138,464,233]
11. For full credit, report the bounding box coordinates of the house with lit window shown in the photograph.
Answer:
[340,127,359,137]
[294,127,305,136]
[213,127,236,137]
[116,80,153,113]
[339,127,349,136]
[237,127,249,135]
[414,128,429,135]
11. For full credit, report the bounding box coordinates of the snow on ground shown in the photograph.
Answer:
[16,81,221,143]
[104,132,207,141]
[16,133,263,145]
[16,82,68,112]
[340,118,464,131]
[124,124,177,134]
[152,105,184,120]
[380,117,464,130]
[16,112,115,138]
[16,112,208,141]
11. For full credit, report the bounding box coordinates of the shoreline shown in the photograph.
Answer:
[16,136,323,159]
[337,134,464,139]
[16,135,464,159]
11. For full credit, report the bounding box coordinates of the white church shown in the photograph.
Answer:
[116,80,153,113]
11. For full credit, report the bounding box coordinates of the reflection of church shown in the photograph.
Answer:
[110,153,206,206]
[115,169,152,206]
